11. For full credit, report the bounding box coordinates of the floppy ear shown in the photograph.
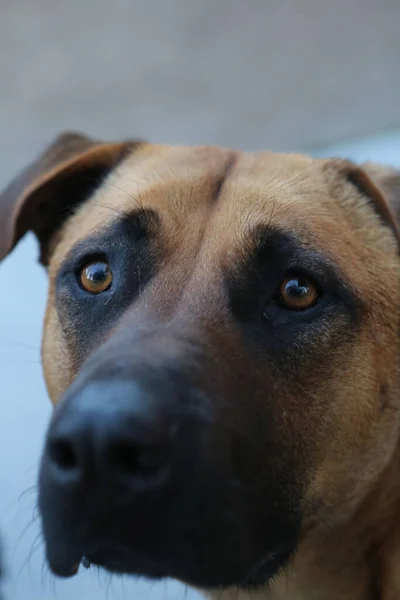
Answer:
[360,162,400,227]
[0,132,140,265]
[326,159,400,247]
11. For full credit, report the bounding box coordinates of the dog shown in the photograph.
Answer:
[0,133,399,600]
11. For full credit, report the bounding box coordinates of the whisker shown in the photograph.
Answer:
[51,569,60,600]
[10,517,38,564]
[32,504,41,524]
[0,358,41,365]
[91,201,132,219]
[99,180,144,212]
[41,557,52,588]
[17,531,43,583]
[1,476,38,517]
[0,340,40,351]
[120,574,127,600]
[105,572,113,600]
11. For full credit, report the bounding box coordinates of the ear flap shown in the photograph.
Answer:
[327,159,400,247]
[360,162,400,227]
[0,132,139,264]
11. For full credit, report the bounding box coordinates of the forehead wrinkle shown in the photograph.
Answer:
[212,153,328,222]
[211,155,398,304]
[208,177,324,252]
[49,148,236,277]
[199,156,357,290]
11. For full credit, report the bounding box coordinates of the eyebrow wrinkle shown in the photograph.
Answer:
[59,208,157,271]
[211,153,238,204]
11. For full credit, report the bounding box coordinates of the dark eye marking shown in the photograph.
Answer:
[55,208,160,367]
[225,225,361,324]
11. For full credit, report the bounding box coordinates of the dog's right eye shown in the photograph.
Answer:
[78,260,113,294]
[277,273,320,311]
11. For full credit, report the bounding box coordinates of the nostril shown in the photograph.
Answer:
[111,442,165,477]
[112,442,140,474]
[48,439,78,471]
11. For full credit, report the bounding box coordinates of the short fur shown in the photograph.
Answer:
[0,133,399,599]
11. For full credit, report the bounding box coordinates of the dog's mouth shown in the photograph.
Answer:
[45,537,293,589]
[46,543,166,580]
[84,548,165,578]
[40,457,299,588]
[39,365,301,589]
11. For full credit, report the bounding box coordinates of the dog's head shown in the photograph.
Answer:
[1,133,399,591]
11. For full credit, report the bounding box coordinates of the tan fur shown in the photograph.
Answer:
[1,135,400,599]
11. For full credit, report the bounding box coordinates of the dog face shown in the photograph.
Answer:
[1,134,399,592]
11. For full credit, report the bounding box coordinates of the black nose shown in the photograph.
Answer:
[45,379,173,494]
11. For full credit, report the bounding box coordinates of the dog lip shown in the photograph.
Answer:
[83,543,292,588]
[85,547,165,578]
[47,556,82,578]
[44,534,83,578]
[239,548,292,588]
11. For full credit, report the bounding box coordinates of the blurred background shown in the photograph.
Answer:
[1,1,400,598]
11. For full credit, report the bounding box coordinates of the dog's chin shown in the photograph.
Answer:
[84,548,166,579]
[46,542,293,590]
[85,551,292,590]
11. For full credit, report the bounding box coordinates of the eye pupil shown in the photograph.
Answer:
[88,265,106,282]
[79,260,112,293]
[279,274,319,310]
[285,278,309,297]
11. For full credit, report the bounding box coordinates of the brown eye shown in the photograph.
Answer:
[279,274,320,310]
[79,260,113,294]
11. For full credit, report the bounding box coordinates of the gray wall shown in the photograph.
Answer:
[1,1,400,598]
[2,0,400,170]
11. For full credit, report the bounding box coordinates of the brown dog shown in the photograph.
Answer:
[0,133,399,600]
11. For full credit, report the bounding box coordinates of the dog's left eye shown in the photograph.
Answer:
[277,274,320,311]
[78,260,113,294]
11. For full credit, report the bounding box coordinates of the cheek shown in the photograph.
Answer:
[304,336,400,520]
[42,304,74,404]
